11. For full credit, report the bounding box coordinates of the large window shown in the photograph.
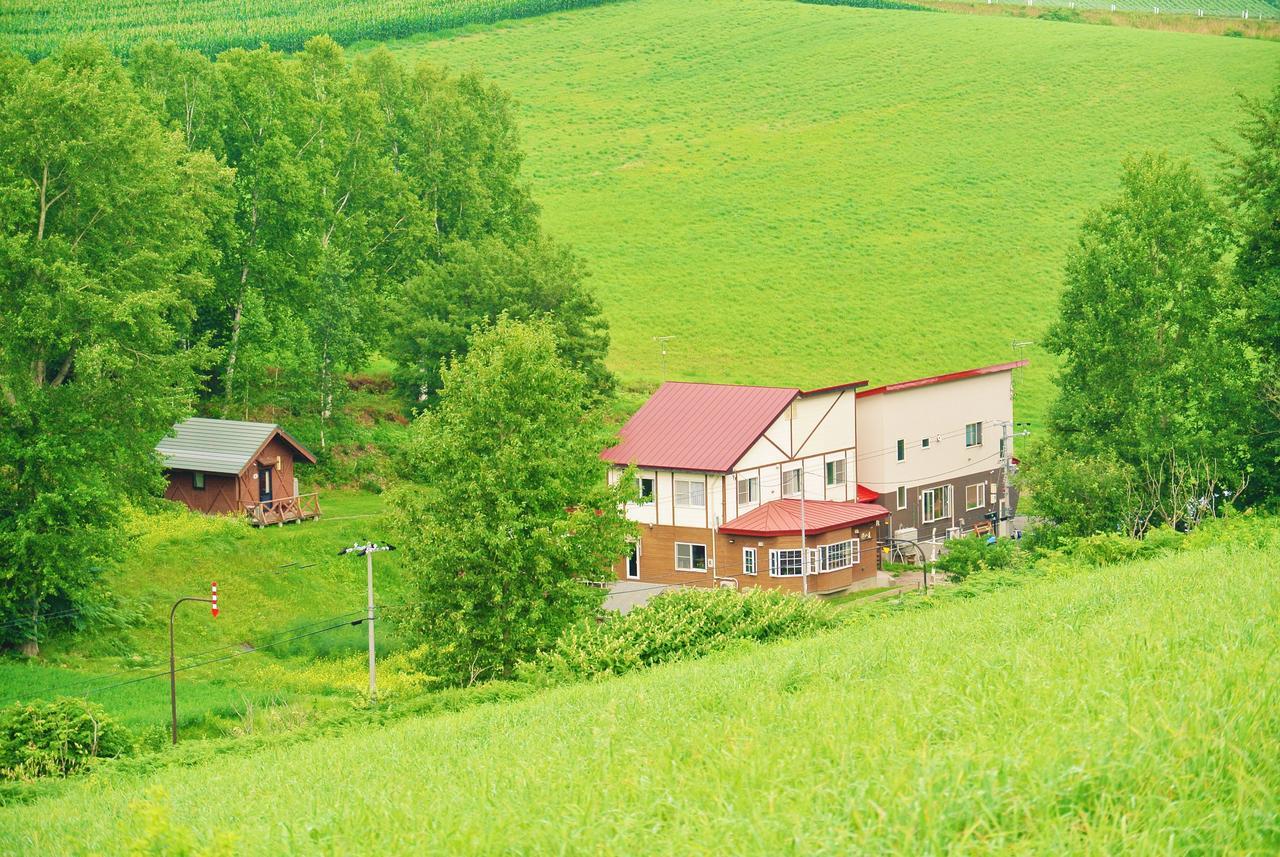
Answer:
[825,458,846,487]
[675,542,707,572]
[896,439,905,462]
[782,467,802,497]
[742,547,757,576]
[675,477,705,508]
[965,483,986,511]
[736,476,759,506]
[921,485,952,523]
[965,421,983,448]
[637,477,655,504]
[769,549,804,577]
[896,486,907,510]
[819,538,860,571]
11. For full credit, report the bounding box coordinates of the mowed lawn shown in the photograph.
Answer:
[389,0,1279,421]
[4,542,1276,853]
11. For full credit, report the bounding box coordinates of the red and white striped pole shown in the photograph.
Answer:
[211,582,218,617]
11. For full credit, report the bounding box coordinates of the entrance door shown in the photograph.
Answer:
[626,542,640,579]
[258,464,274,506]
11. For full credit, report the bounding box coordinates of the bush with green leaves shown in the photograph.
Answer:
[935,536,1018,582]
[0,698,133,780]
[524,587,842,683]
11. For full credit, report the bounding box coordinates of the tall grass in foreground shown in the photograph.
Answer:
[4,541,1277,853]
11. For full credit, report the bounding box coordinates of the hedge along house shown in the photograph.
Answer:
[156,417,320,526]
[602,381,890,595]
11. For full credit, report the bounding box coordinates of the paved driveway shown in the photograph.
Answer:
[604,580,675,614]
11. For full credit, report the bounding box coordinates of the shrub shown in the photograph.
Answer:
[0,697,133,780]
[1040,7,1085,23]
[935,536,1018,582]
[798,0,938,11]
[523,588,841,683]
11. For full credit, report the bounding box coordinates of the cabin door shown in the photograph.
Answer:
[258,464,274,505]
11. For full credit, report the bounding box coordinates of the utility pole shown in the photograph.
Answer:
[338,541,395,702]
[653,336,676,380]
[169,582,218,745]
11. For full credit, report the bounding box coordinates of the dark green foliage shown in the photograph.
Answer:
[0,697,132,780]
[524,588,842,683]
[1016,444,1139,537]
[935,536,1016,582]
[1223,78,1280,503]
[1040,7,1086,22]
[391,318,635,686]
[0,40,223,650]
[798,0,937,11]
[387,236,614,404]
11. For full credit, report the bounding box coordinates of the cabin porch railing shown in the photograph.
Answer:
[246,492,322,527]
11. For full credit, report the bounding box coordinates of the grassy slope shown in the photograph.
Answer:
[389,0,1279,422]
[0,491,412,733]
[5,541,1276,853]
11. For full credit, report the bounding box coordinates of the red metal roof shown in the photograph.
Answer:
[719,499,890,537]
[602,382,800,472]
[856,360,1028,398]
[855,483,879,503]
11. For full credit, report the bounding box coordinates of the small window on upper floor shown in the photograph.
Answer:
[825,459,846,487]
[675,477,705,508]
[636,477,655,504]
[921,437,930,450]
[192,472,205,491]
[896,439,905,462]
[737,476,759,506]
[782,467,802,497]
[965,422,983,448]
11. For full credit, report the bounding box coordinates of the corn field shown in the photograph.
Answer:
[0,0,628,59]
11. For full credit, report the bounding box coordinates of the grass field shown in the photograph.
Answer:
[3,537,1275,852]
[0,0,629,58]
[0,490,415,738]
[382,0,1280,421]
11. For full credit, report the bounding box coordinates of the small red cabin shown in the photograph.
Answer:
[156,417,320,525]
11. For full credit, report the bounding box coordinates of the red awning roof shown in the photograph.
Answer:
[857,360,1028,398]
[855,483,879,503]
[601,382,800,473]
[719,499,890,537]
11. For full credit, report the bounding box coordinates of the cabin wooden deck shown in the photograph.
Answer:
[246,492,322,527]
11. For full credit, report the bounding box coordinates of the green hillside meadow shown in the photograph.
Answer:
[3,540,1276,852]
[386,0,1279,421]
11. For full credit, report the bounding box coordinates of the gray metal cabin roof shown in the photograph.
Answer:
[156,417,311,475]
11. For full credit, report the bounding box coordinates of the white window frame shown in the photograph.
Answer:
[921,485,952,523]
[896,486,907,510]
[742,547,757,576]
[736,476,759,506]
[782,467,802,497]
[819,538,860,572]
[825,458,846,487]
[769,548,804,577]
[965,483,986,511]
[896,439,905,462]
[921,437,930,450]
[675,477,705,508]
[965,421,983,448]
[675,542,707,572]
[637,476,655,505]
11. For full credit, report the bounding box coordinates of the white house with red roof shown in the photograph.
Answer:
[855,360,1027,553]
[601,380,890,595]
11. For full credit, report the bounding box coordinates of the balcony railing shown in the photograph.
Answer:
[246,492,321,527]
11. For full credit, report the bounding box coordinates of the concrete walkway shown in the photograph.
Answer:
[603,580,676,614]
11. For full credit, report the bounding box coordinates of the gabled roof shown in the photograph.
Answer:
[719,499,890,537]
[156,417,316,475]
[857,360,1027,398]
[601,382,800,473]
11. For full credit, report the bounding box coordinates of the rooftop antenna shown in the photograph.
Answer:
[653,336,677,380]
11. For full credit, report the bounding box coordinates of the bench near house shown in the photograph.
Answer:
[156,417,320,526]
